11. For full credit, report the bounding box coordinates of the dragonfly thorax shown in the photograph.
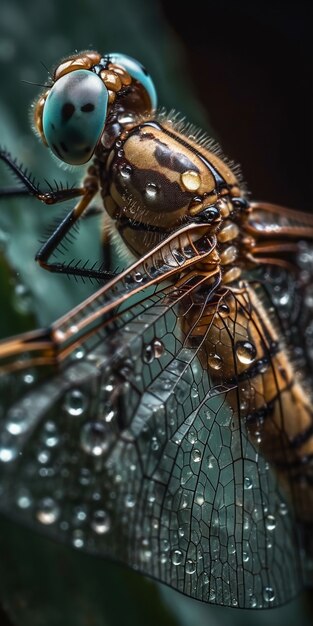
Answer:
[99,114,247,266]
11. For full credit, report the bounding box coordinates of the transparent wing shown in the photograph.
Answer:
[0,223,311,609]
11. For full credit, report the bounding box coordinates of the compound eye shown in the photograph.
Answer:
[109,52,157,110]
[42,69,108,165]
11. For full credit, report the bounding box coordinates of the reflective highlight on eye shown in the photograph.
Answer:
[108,52,157,110]
[42,69,108,165]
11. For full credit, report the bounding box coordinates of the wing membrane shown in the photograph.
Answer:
[0,255,309,608]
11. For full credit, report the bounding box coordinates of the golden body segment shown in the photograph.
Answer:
[102,118,241,256]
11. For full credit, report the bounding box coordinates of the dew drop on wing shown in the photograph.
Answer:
[91,509,111,534]
[80,421,108,456]
[235,340,257,364]
[63,389,88,416]
[36,497,60,525]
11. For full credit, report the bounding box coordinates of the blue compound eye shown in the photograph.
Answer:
[109,53,157,111]
[42,69,108,165]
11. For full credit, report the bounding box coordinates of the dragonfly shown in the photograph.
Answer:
[0,50,312,610]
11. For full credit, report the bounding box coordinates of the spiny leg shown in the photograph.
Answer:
[0,147,84,204]
[0,149,117,282]
[36,190,117,281]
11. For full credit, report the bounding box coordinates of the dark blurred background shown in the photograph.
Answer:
[160,0,312,212]
[0,1,312,625]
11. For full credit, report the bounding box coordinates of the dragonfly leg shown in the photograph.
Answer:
[35,189,117,282]
[0,149,117,281]
[0,148,84,204]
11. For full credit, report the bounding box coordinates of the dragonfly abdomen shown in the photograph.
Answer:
[183,283,313,525]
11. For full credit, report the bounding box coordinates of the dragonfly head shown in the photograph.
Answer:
[33,51,157,166]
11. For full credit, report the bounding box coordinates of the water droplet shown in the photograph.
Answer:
[207,455,216,469]
[0,446,17,463]
[45,421,56,433]
[143,338,164,363]
[209,589,216,601]
[73,506,87,523]
[263,586,275,603]
[125,494,136,508]
[13,283,33,314]
[181,170,201,192]
[63,389,87,416]
[249,595,257,608]
[265,514,276,531]
[134,271,143,282]
[187,430,197,445]
[79,467,91,486]
[120,165,132,180]
[196,494,204,505]
[144,182,158,200]
[91,509,111,534]
[181,467,193,485]
[80,421,108,456]
[37,450,50,464]
[45,434,59,448]
[218,302,230,317]
[278,292,290,306]
[235,341,257,364]
[203,409,212,422]
[39,467,54,478]
[191,385,199,399]
[279,502,288,516]
[16,491,32,510]
[162,538,170,552]
[186,559,196,574]
[174,433,183,445]
[104,410,115,423]
[172,549,183,565]
[71,346,86,360]
[192,449,201,462]
[153,339,164,358]
[72,529,85,549]
[6,408,28,435]
[151,436,159,451]
[143,344,154,364]
[244,476,252,490]
[243,551,249,562]
[163,378,173,391]
[23,372,35,385]
[226,539,235,556]
[208,353,223,370]
[117,112,135,125]
[141,545,153,561]
[181,494,190,509]
[36,497,60,525]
